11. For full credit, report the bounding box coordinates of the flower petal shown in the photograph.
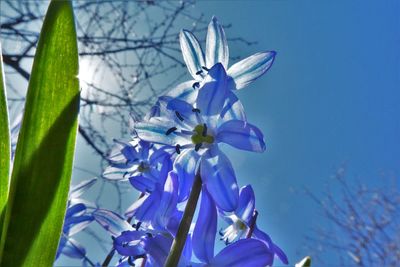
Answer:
[65,215,94,236]
[65,203,86,219]
[107,140,139,168]
[93,209,132,236]
[209,239,274,267]
[200,146,239,212]
[113,230,146,256]
[69,178,97,199]
[174,149,200,202]
[193,187,217,263]
[153,172,178,229]
[135,117,190,146]
[125,193,147,218]
[183,234,193,262]
[180,30,206,80]
[273,243,289,265]
[61,238,87,259]
[165,80,198,104]
[219,92,246,123]
[227,51,276,90]
[149,148,172,184]
[236,185,255,224]
[216,120,266,152]
[143,234,173,267]
[196,63,229,116]
[129,174,157,192]
[133,187,162,222]
[206,16,229,69]
[253,225,288,264]
[103,166,131,181]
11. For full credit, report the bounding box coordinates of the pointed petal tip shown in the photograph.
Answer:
[211,15,219,23]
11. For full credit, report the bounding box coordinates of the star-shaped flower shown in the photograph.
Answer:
[135,64,266,212]
[175,16,276,98]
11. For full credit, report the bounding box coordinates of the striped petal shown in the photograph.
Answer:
[206,16,229,69]
[180,30,206,80]
[174,149,200,202]
[227,51,276,90]
[196,63,228,116]
[93,209,132,236]
[216,120,266,152]
[192,187,217,263]
[236,185,255,224]
[135,117,190,146]
[200,146,238,212]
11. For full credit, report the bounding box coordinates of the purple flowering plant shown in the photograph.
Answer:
[87,17,290,267]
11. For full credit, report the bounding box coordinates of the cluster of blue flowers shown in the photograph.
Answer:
[57,16,288,267]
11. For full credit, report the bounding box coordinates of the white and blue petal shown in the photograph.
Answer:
[69,178,97,199]
[173,149,200,202]
[61,238,87,259]
[196,63,229,116]
[219,92,246,123]
[216,120,266,152]
[206,16,229,69]
[65,215,94,236]
[235,185,256,224]
[165,80,198,104]
[92,209,132,236]
[65,203,86,219]
[180,30,206,80]
[131,187,162,222]
[227,51,276,90]
[153,172,179,229]
[192,187,217,263]
[208,239,274,267]
[200,146,239,212]
[103,165,132,181]
[135,117,190,146]
[107,140,139,168]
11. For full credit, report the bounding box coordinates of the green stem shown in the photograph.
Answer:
[165,172,202,267]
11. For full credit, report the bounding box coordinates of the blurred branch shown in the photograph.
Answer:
[303,165,400,266]
[1,0,252,162]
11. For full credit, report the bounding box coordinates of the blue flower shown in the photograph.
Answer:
[178,16,276,93]
[93,173,191,267]
[220,185,288,265]
[135,64,265,212]
[103,139,172,194]
[56,178,97,261]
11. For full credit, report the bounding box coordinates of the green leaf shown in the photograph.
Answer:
[0,1,79,266]
[0,44,11,243]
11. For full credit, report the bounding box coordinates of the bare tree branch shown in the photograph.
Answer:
[303,165,400,266]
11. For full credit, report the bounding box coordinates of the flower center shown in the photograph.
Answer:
[191,124,214,145]
[137,161,150,173]
[219,215,248,244]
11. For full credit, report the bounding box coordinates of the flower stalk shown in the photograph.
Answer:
[165,172,202,267]
[246,210,259,238]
